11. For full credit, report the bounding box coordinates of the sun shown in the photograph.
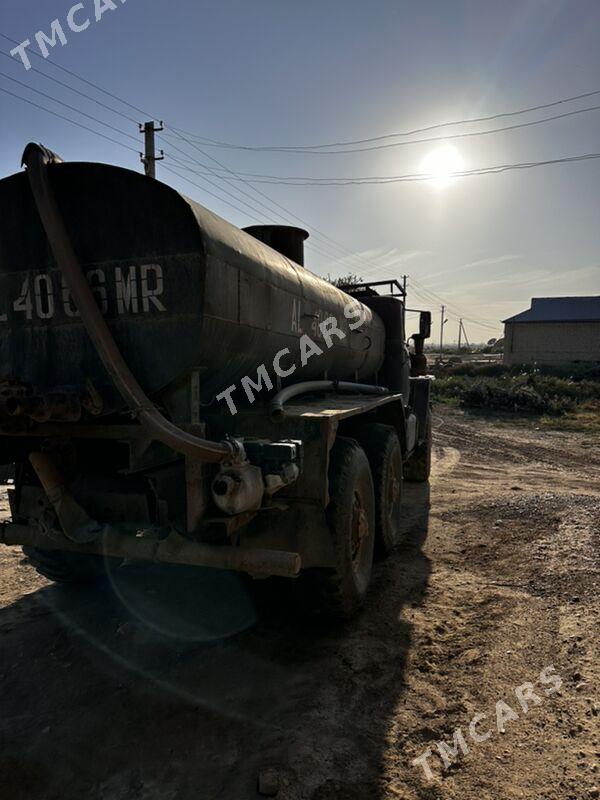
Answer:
[420,144,465,189]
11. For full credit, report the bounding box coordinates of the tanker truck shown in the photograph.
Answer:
[0,144,432,619]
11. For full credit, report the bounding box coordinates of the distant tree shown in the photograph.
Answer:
[487,338,497,346]
[327,273,363,288]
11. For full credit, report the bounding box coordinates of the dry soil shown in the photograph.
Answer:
[0,406,598,800]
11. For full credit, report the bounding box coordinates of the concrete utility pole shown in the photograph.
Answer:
[461,320,471,350]
[401,275,408,335]
[140,121,164,178]
[440,305,446,360]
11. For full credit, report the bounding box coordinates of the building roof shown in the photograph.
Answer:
[503,296,600,324]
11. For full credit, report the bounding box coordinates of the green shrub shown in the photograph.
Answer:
[433,369,600,416]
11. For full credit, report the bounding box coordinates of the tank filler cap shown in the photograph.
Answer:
[243,225,309,267]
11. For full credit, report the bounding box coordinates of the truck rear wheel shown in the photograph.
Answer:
[295,437,375,620]
[404,410,432,482]
[22,546,119,584]
[357,425,403,557]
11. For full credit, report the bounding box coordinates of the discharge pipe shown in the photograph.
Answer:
[269,380,389,422]
[22,143,236,464]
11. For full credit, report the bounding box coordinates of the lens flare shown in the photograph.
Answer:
[420,144,465,189]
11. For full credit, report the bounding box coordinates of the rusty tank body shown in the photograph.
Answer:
[0,146,432,621]
[0,161,385,414]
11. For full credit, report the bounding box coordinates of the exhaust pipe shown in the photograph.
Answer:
[0,522,301,578]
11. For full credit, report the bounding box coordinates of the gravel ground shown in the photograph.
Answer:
[0,405,598,800]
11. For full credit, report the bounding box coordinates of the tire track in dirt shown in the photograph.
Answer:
[0,406,598,800]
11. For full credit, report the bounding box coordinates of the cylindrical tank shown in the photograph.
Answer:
[0,162,385,410]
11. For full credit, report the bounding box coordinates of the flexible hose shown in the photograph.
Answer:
[268,380,389,421]
[22,143,234,463]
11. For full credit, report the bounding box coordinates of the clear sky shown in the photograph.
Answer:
[1,0,599,342]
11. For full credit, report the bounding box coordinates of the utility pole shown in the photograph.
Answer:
[440,305,446,360]
[458,318,462,352]
[401,275,408,335]
[461,320,471,350]
[140,120,164,178]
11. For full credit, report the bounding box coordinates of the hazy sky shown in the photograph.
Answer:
[1,0,599,341]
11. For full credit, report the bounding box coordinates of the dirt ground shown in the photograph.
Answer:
[0,405,598,800]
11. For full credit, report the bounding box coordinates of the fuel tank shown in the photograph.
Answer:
[0,162,385,411]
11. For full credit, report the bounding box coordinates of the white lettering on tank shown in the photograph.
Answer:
[62,277,79,317]
[33,274,54,319]
[13,278,33,320]
[88,269,108,314]
[140,264,166,312]
[115,266,139,314]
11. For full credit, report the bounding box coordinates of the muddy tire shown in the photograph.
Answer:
[22,547,120,584]
[295,437,375,620]
[356,424,403,558]
[404,410,432,483]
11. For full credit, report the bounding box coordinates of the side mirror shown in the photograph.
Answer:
[419,311,432,339]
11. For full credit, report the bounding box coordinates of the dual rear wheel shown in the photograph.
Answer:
[296,425,404,619]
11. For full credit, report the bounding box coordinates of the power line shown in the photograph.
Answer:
[0,58,337,261]
[3,30,590,296]
[1,40,286,230]
[2,72,596,301]
[180,152,600,186]
[0,29,588,288]
[0,70,141,144]
[0,71,344,265]
[0,85,140,154]
[4,26,596,168]
[168,87,600,151]
[0,85,503,334]
[167,97,600,156]
[0,79,294,235]
[0,38,360,264]
[0,33,151,120]
[409,283,498,331]
[0,37,369,266]
[0,49,140,125]
[407,275,500,331]
[161,164,269,222]
[159,131,383,266]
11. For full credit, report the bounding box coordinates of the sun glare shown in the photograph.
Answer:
[420,144,465,189]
